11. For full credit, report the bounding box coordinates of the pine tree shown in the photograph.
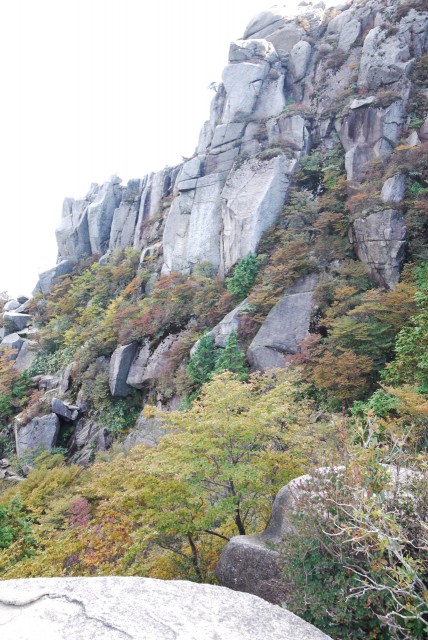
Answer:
[186,334,217,388]
[214,331,249,381]
[226,252,260,300]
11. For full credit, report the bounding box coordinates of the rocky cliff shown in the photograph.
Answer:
[1,0,426,463]
[35,0,426,292]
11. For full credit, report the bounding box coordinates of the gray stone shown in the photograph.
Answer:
[3,312,31,335]
[406,130,420,147]
[0,577,332,640]
[69,418,112,465]
[381,174,406,203]
[14,340,37,371]
[123,414,166,449]
[16,295,29,304]
[338,18,361,52]
[140,334,181,384]
[108,179,143,251]
[197,120,214,154]
[0,333,24,359]
[51,398,78,422]
[109,343,139,397]
[162,173,225,274]
[350,96,376,109]
[126,342,151,389]
[211,123,246,149]
[247,274,318,371]
[266,114,310,151]
[87,176,124,255]
[351,209,407,289]
[58,363,74,395]
[221,155,296,273]
[221,60,269,123]
[229,39,278,64]
[243,10,306,56]
[252,73,286,120]
[289,40,312,82]
[15,299,31,313]
[33,260,74,295]
[191,299,249,356]
[3,299,19,311]
[358,26,413,90]
[37,375,60,391]
[14,414,60,457]
[420,114,428,141]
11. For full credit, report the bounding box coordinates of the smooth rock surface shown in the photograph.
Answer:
[381,174,406,203]
[14,414,60,457]
[0,577,332,640]
[109,343,139,397]
[126,341,151,389]
[248,274,318,370]
[221,155,295,273]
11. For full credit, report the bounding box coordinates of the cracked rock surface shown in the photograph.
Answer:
[0,576,332,639]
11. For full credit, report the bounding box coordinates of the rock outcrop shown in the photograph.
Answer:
[247,274,318,370]
[14,414,60,458]
[0,577,332,640]
[37,0,427,299]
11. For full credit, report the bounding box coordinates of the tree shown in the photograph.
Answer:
[186,334,217,388]
[226,252,260,300]
[214,331,249,381]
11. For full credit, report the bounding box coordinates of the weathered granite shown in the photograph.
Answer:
[109,343,139,397]
[0,577,332,640]
[350,209,407,288]
[14,414,60,457]
[247,274,318,371]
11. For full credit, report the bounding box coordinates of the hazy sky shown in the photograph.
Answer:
[0,1,336,297]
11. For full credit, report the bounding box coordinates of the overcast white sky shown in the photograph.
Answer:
[0,0,337,297]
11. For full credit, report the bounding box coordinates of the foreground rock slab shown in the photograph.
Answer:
[0,576,331,640]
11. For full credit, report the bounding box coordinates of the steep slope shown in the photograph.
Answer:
[0,5,427,635]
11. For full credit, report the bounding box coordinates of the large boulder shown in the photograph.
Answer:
[126,341,151,389]
[0,577,332,640]
[3,299,20,311]
[215,465,415,605]
[3,312,31,334]
[350,209,407,289]
[247,274,318,371]
[14,340,37,371]
[0,333,24,359]
[14,414,60,457]
[109,343,139,397]
[33,260,74,295]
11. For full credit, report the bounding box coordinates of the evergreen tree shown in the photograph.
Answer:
[226,252,260,300]
[186,334,217,388]
[214,331,249,381]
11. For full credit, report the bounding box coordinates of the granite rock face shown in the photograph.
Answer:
[40,0,427,295]
[247,274,318,370]
[0,577,332,640]
[14,414,60,457]
[350,209,407,288]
